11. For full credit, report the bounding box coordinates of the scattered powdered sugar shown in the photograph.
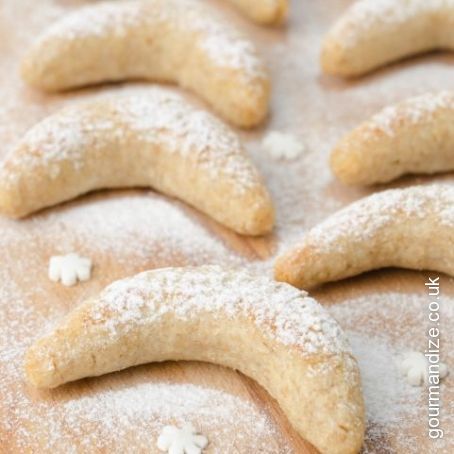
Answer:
[39,1,145,41]
[2,88,260,191]
[328,291,453,453]
[0,191,241,272]
[306,184,454,252]
[262,131,307,160]
[369,91,454,137]
[331,0,450,48]
[33,0,266,79]
[1,0,454,451]
[1,347,291,453]
[8,107,90,179]
[91,265,349,355]
[0,203,291,452]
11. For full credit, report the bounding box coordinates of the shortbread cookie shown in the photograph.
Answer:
[0,90,274,235]
[321,0,454,77]
[25,266,365,454]
[331,92,454,185]
[227,0,288,25]
[21,0,269,128]
[275,185,454,289]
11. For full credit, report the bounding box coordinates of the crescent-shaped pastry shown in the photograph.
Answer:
[331,91,454,185]
[25,265,365,454]
[228,0,288,25]
[0,89,274,235]
[275,185,454,289]
[321,0,454,77]
[21,0,270,129]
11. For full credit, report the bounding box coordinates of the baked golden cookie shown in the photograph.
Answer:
[21,0,270,128]
[0,89,274,235]
[228,0,288,25]
[25,265,365,454]
[275,185,454,289]
[321,0,454,77]
[331,91,454,185]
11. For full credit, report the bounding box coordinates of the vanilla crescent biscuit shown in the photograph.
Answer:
[275,185,454,289]
[321,0,454,77]
[227,0,288,25]
[0,89,274,235]
[21,0,270,128]
[331,91,454,185]
[25,265,365,454]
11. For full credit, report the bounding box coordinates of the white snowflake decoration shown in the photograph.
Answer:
[262,131,306,161]
[399,351,449,387]
[48,253,92,287]
[157,423,208,454]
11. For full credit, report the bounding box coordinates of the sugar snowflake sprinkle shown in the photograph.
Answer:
[157,423,208,454]
[48,253,92,287]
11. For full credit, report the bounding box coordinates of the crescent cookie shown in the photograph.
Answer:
[331,91,454,185]
[0,89,274,236]
[227,0,288,25]
[321,0,454,77]
[25,265,365,454]
[21,0,270,128]
[275,185,454,289]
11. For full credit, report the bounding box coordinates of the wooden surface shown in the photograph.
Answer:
[0,0,453,453]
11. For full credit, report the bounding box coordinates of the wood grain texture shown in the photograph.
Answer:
[0,0,453,453]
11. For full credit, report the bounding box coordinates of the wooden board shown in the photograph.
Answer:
[1,0,453,453]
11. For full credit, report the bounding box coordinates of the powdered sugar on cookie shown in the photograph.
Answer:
[333,0,449,49]
[368,91,454,137]
[90,266,349,355]
[33,0,266,79]
[309,184,454,253]
[2,88,259,192]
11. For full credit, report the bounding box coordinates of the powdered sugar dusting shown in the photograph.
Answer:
[1,0,454,451]
[0,192,241,272]
[1,347,292,453]
[34,0,266,79]
[331,0,450,49]
[329,292,453,453]
[90,266,349,355]
[2,88,260,191]
[369,91,454,137]
[40,1,144,40]
[0,193,293,451]
[307,184,454,252]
